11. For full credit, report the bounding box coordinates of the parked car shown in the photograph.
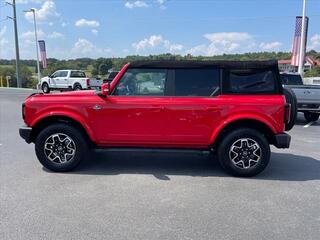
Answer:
[86,72,120,90]
[281,73,320,122]
[20,60,295,177]
[40,70,90,93]
[105,71,119,83]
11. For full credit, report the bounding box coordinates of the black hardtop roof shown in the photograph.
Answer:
[128,60,279,70]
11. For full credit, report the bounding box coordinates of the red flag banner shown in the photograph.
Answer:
[291,16,308,66]
[38,40,47,69]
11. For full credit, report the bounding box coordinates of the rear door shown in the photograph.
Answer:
[55,70,69,88]
[165,68,222,146]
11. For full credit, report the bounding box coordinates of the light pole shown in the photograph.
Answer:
[24,8,41,86]
[6,0,21,88]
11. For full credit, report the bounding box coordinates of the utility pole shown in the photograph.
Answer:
[24,8,41,85]
[298,0,307,76]
[7,0,21,88]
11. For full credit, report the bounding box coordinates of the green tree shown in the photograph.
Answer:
[304,66,320,77]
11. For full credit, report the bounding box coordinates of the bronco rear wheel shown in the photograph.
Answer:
[35,123,88,172]
[217,128,270,177]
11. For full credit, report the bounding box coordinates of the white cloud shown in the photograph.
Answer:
[21,30,45,45]
[132,35,183,53]
[125,1,149,9]
[0,26,6,38]
[24,0,60,24]
[70,38,111,58]
[188,32,255,56]
[309,34,320,51]
[61,22,67,27]
[156,0,166,9]
[75,18,100,28]
[16,0,44,4]
[259,41,282,51]
[91,29,98,36]
[0,26,9,57]
[48,31,64,39]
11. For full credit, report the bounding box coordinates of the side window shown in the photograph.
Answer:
[70,71,86,78]
[174,68,220,96]
[113,69,167,96]
[51,71,60,78]
[59,71,68,78]
[225,69,276,94]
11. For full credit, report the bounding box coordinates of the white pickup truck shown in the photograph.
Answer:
[40,70,90,93]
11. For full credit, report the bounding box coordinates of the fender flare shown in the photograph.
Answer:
[209,114,277,144]
[31,110,96,142]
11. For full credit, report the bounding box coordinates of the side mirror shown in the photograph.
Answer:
[99,83,110,97]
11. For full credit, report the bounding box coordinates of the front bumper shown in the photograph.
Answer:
[19,126,32,144]
[274,133,291,148]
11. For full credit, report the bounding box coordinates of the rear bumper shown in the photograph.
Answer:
[19,126,32,144]
[274,133,291,148]
[297,103,320,113]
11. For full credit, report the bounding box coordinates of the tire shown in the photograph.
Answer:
[35,123,88,172]
[73,83,82,91]
[217,128,270,177]
[42,83,50,93]
[304,112,320,122]
[283,88,297,131]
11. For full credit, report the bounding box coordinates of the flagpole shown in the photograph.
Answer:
[298,0,307,76]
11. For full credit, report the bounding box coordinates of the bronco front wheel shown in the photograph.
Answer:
[35,123,88,172]
[217,128,270,177]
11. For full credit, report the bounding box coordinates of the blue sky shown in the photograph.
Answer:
[0,0,319,59]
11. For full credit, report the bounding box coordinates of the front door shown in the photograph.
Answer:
[92,68,172,146]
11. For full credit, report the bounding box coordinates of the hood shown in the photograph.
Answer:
[26,90,96,101]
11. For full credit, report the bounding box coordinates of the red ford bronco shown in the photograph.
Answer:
[19,60,296,177]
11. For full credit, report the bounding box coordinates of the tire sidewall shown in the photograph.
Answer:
[73,84,82,91]
[42,83,50,93]
[283,88,297,131]
[304,112,319,122]
[35,124,87,172]
[218,128,270,177]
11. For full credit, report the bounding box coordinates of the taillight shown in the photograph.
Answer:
[86,78,90,86]
[284,103,291,124]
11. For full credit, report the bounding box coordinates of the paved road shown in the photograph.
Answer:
[0,88,319,240]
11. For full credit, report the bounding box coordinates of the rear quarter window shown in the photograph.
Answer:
[174,68,220,96]
[70,71,86,78]
[224,69,277,94]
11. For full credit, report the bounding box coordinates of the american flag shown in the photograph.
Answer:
[38,40,47,69]
[291,16,308,66]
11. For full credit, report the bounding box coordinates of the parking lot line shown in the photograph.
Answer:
[303,121,315,128]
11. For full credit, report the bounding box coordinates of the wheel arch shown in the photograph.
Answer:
[73,82,82,89]
[211,118,276,149]
[30,115,95,146]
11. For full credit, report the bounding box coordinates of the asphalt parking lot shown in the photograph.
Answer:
[0,88,319,240]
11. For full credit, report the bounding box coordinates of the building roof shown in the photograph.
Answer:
[278,56,320,66]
